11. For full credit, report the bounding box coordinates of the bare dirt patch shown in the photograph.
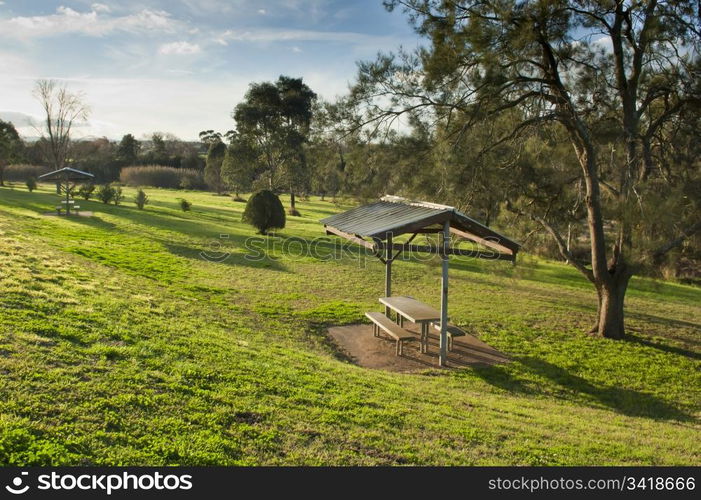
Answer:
[41,211,94,217]
[328,323,509,373]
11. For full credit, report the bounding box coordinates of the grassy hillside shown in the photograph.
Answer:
[0,183,699,465]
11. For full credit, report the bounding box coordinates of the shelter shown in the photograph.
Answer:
[38,167,94,215]
[321,195,520,366]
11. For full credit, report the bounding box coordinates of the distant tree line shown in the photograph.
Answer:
[1,129,205,184]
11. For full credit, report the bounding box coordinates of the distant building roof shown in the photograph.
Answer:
[321,195,520,255]
[38,167,94,181]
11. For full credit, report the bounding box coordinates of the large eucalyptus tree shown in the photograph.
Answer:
[347,0,700,338]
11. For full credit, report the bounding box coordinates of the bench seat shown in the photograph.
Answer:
[431,322,467,351]
[365,311,415,356]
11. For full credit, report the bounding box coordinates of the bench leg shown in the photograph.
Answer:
[448,334,453,352]
[397,340,403,356]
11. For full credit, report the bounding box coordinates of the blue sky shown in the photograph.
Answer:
[0,0,421,140]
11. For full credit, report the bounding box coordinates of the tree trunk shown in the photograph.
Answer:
[592,266,632,339]
[640,136,654,182]
[288,189,300,216]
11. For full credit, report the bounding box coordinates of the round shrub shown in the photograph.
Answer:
[242,190,286,234]
[97,184,115,204]
[178,198,192,212]
[112,186,124,205]
[134,189,149,210]
[26,177,37,192]
[77,183,95,200]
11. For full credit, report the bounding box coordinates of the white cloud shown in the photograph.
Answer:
[291,46,302,53]
[63,76,252,139]
[0,6,179,39]
[0,69,359,140]
[215,28,390,45]
[91,3,111,13]
[180,0,240,15]
[1,74,242,139]
[159,41,201,55]
[0,111,37,129]
[167,69,195,75]
[0,48,35,76]
[0,2,417,140]
[258,9,267,15]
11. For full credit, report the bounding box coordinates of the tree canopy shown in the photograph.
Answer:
[118,134,140,165]
[221,134,256,200]
[232,75,317,213]
[205,140,227,195]
[0,120,23,186]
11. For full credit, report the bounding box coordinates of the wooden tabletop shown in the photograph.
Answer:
[379,296,441,323]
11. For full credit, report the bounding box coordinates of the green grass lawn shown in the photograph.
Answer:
[0,183,699,465]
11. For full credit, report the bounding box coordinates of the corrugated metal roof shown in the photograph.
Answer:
[321,201,450,239]
[38,167,94,181]
[321,196,520,252]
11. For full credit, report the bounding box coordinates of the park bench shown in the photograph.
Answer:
[431,322,467,351]
[57,199,79,214]
[56,205,80,214]
[365,311,415,356]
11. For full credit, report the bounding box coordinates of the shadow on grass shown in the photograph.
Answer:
[471,356,693,422]
[0,190,63,216]
[627,311,701,333]
[58,205,303,274]
[101,204,232,237]
[624,334,701,360]
[628,277,701,303]
[163,241,289,273]
[63,214,118,231]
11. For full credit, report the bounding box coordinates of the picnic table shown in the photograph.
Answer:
[379,296,442,353]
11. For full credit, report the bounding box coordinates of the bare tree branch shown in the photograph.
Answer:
[652,220,701,263]
[33,79,90,170]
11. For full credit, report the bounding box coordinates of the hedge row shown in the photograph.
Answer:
[3,164,51,181]
[119,165,206,190]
